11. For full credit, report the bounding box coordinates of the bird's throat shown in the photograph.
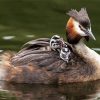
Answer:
[67,32,81,44]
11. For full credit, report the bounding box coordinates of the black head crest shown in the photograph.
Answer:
[67,8,91,28]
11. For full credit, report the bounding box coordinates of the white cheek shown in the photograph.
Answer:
[73,20,86,36]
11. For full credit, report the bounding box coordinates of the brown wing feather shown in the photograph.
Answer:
[11,38,67,70]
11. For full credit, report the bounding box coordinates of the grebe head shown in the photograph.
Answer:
[50,35,64,51]
[66,8,96,44]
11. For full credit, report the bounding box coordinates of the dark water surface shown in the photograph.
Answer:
[0,81,100,100]
[0,0,100,51]
[0,0,100,100]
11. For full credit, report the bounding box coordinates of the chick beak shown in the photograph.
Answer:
[59,38,64,48]
[85,29,96,40]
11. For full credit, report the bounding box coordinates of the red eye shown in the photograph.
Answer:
[79,25,86,32]
[79,25,83,30]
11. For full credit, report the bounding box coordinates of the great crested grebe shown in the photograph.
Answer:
[1,8,100,84]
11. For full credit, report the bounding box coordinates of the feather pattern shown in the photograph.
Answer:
[11,38,63,67]
[67,8,90,28]
[11,38,93,74]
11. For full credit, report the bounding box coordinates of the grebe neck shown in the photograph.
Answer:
[74,40,100,72]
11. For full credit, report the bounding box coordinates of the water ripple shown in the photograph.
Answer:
[2,36,15,40]
[26,35,35,38]
[92,48,100,51]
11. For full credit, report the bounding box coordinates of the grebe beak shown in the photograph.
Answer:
[85,29,96,40]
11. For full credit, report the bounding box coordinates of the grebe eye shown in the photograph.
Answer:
[79,24,87,32]
[79,25,83,30]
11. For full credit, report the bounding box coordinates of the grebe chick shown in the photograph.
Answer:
[60,43,71,62]
[50,35,71,62]
[50,35,63,52]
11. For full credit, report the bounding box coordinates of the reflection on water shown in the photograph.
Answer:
[0,81,100,100]
[2,36,15,40]
[26,35,35,38]
[92,48,100,52]
[0,50,3,53]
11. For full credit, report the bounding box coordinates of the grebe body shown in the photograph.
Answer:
[1,8,100,84]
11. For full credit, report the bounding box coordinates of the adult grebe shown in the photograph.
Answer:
[1,8,100,84]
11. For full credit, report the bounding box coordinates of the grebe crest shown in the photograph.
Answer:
[66,8,95,44]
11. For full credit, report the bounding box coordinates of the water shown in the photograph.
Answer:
[0,0,100,100]
[0,81,100,100]
[0,0,100,51]
[92,48,100,52]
